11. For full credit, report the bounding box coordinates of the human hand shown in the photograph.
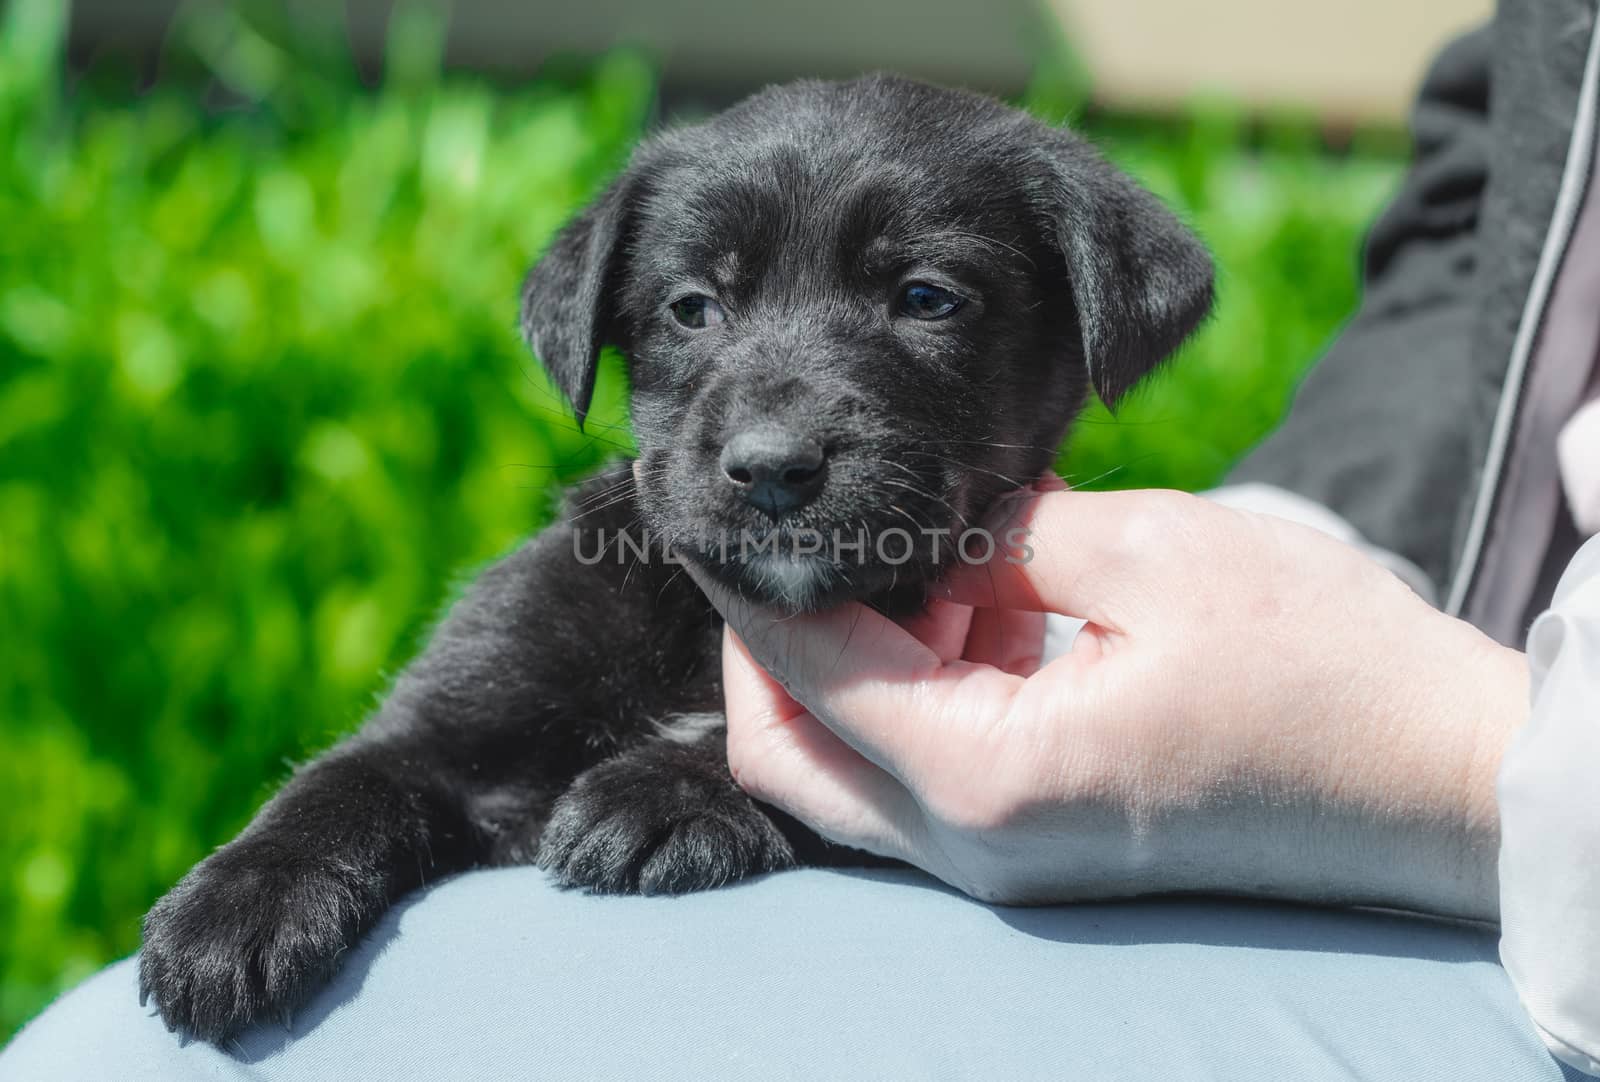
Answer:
[685,483,1528,917]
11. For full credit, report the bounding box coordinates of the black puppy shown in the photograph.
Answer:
[138,74,1213,1041]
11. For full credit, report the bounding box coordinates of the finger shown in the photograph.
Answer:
[963,605,1046,676]
[721,627,926,860]
[894,598,974,663]
[686,561,1023,783]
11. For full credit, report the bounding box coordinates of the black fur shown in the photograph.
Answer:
[139,74,1212,1041]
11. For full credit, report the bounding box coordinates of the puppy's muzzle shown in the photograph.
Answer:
[718,424,827,521]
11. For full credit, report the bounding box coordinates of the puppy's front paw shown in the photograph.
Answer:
[139,840,370,1042]
[537,744,795,894]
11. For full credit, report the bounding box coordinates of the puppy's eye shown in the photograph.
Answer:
[668,294,726,329]
[897,281,964,320]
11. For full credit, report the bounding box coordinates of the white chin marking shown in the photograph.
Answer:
[744,553,833,609]
[654,711,725,745]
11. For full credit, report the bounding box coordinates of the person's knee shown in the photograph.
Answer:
[0,959,238,1082]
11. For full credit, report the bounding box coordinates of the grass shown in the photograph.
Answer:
[0,0,1403,1040]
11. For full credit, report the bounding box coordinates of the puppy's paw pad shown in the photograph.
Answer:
[536,755,794,894]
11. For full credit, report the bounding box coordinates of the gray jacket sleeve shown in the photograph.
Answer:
[1227,28,1492,596]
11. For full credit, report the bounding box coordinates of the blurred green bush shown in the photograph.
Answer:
[0,0,1402,1039]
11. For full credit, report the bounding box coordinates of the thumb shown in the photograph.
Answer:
[934,487,1194,631]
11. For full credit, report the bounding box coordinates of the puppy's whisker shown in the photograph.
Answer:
[498,462,565,474]
[575,475,633,500]
[924,438,1061,455]
[1062,461,1136,490]
[655,566,687,605]
[574,476,633,502]
[904,449,1025,491]
[888,503,924,534]
[570,491,639,521]
[879,477,976,533]
[519,398,637,455]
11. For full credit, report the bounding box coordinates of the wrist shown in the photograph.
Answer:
[1454,634,1530,918]
[1325,611,1528,920]
[1128,605,1529,920]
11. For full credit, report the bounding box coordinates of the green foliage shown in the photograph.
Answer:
[0,0,649,1035]
[0,0,1401,1040]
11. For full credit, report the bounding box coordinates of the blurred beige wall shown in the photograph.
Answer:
[1056,0,1493,121]
[73,0,1494,123]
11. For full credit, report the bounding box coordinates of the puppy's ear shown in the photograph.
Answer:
[1037,135,1214,407]
[519,175,636,428]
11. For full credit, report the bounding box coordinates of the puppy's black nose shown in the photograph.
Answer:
[719,426,827,520]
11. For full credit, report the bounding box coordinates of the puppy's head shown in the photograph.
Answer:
[522,75,1212,610]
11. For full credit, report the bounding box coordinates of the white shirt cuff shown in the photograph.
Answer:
[1498,533,1600,1076]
